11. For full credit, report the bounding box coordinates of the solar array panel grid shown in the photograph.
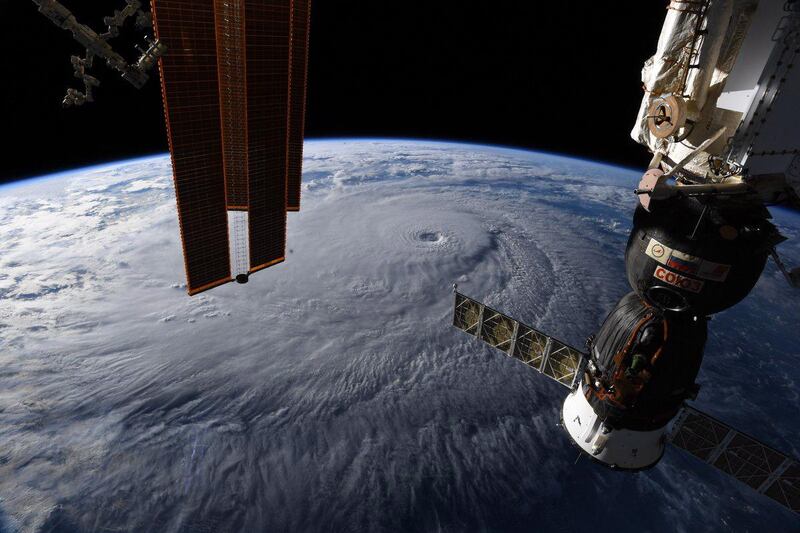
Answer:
[670,409,730,462]
[512,324,548,368]
[453,294,482,336]
[215,0,249,209]
[246,0,291,270]
[479,308,516,354]
[670,407,800,514]
[543,341,582,386]
[714,433,787,490]
[451,292,584,389]
[152,0,232,294]
[286,0,311,211]
[764,463,800,512]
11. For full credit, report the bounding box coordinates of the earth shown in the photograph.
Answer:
[0,139,798,532]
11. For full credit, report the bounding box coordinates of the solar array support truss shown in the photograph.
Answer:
[669,406,800,514]
[452,290,586,389]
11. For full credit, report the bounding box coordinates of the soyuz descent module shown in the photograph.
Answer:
[454,0,800,514]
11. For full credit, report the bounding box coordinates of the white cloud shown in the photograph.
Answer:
[0,141,797,531]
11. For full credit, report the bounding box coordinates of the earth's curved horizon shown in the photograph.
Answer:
[0,139,647,193]
[0,139,798,532]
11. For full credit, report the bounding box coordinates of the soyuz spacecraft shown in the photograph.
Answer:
[32,0,312,295]
[453,0,800,514]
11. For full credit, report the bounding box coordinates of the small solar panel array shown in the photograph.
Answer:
[152,0,312,295]
[669,406,799,514]
[452,291,585,388]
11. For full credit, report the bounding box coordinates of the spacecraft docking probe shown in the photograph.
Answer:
[31,0,166,106]
[452,0,799,515]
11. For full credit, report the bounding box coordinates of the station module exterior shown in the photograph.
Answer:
[31,0,166,106]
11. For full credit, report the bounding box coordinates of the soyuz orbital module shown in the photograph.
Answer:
[151,0,311,295]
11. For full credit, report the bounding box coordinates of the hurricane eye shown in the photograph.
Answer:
[418,232,442,242]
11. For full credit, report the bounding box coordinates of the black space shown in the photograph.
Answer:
[1,1,667,185]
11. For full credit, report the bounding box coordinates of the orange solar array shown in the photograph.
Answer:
[152,1,232,295]
[152,0,310,295]
[245,0,291,271]
[287,0,311,211]
[215,0,249,211]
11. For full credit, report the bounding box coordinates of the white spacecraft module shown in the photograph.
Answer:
[632,0,800,208]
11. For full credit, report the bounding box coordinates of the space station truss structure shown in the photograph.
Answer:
[669,406,799,514]
[151,0,311,295]
[452,290,586,389]
[30,0,166,107]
